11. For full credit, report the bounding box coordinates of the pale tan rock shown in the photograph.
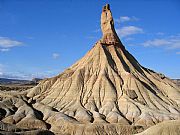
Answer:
[12,99,48,130]
[135,120,180,135]
[101,4,120,45]
[50,123,140,135]
[2,115,15,124]
[16,117,47,130]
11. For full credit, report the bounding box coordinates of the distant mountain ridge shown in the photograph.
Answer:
[0,78,42,85]
[1,77,179,86]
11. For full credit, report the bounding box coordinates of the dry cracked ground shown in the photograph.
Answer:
[0,4,180,135]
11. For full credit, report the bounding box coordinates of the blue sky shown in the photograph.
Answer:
[0,0,180,80]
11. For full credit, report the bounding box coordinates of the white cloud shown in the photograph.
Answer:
[52,53,60,59]
[0,37,23,48]
[115,16,130,23]
[0,48,10,52]
[0,72,3,75]
[142,35,180,49]
[115,16,138,23]
[176,52,180,55]
[26,36,34,39]
[142,39,170,47]
[156,32,165,36]
[116,26,143,38]
[31,69,61,79]
[0,63,60,80]
[0,70,59,80]
[0,71,33,80]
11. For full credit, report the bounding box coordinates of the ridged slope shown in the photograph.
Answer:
[27,4,180,127]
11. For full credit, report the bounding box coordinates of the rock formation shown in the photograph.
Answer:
[101,4,119,44]
[135,120,180,135]
[0,4,180,135]
[173,79,180,87]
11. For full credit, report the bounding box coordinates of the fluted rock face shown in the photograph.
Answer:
[27,3,180,126]
[0,4,180,135]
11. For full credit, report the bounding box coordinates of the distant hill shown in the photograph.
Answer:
[172,79,180,87]
[0,78,30,85]
[0,78,42,85]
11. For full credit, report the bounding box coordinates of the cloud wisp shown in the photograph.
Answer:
[52,53,60,59]
[116,26,143,38]
[114,15,180,55]
[142,35,180,50]
[0,69,61,80]
[0,37,23,52]
[0,48,10,52]
[115,16,138,23]
[156,32,165,36]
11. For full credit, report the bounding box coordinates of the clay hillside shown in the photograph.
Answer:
[173,79,180,87]
[0,4,180,135]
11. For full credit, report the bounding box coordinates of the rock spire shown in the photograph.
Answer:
[101,4,119,44]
